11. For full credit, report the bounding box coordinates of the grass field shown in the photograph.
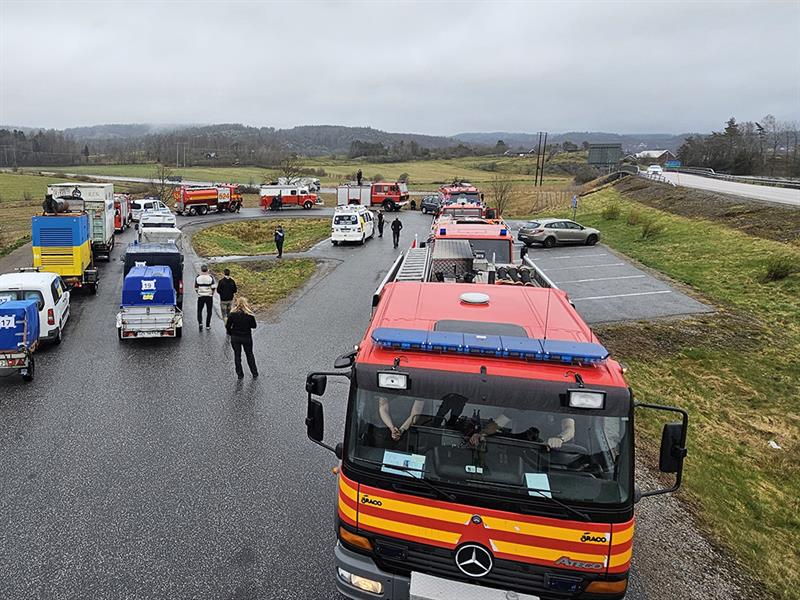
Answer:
[191,218,330,257]
[25,155,574,188]
[530,187,800,599]
[210,259,316,311]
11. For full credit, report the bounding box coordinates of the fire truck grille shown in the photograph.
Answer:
[373,540,580,598]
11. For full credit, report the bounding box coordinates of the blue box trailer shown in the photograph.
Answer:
[0,298,40,382]
[116,265,183,340]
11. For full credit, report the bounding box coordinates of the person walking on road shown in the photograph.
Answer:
[226,296,259,379]
[195,264,216,331]
[356,169,363,186]
[274,225,285,258]
[391,215,403,249]
[377,210,385,238]
[217,268,237,326]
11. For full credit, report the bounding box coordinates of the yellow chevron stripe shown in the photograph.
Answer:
[492,539,607,565]
[358,512,461,545]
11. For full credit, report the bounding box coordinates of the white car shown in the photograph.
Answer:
[331,205,375,245]
[646,165,664,176]
[131,198,171,223]
[0,270,70,344]
[139,211,177,229]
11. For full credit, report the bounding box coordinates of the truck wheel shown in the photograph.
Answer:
[21,356,34,382]
[176,326,182,338]
[54,326,62,345]
[383,200,395,212]
[303,201,313,210]
[89,282,98,295]
[188,207,197,216]
[198,206,208,216]
[228,204,237,213]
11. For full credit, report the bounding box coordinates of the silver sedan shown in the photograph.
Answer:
[518,218,601,248]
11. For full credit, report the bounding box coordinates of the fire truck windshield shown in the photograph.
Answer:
[347,379,632,506]
[464,239,511,263]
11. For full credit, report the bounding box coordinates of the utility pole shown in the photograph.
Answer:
[534,132,543,188]
[538,132,548,186]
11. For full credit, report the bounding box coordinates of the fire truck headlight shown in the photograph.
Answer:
[338,569,384,594]
[378,372,409,390]
[568,390,605,409]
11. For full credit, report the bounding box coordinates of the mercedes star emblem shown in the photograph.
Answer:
[454,544,493,578]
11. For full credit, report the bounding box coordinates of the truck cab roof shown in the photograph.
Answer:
[361,282,626,388]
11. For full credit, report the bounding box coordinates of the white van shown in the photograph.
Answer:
[131,198,171,222]
[0,270,70,344]
[331,205,375,246]
[139,212,177,229]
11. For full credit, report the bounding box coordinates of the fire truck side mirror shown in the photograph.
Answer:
[306,398,325,443]
[659,423,686,474]
[306,373,327,396]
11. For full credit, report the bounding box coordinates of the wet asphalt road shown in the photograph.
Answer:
[0,209,750,599]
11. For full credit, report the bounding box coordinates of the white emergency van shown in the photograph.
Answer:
[331,205,375,246]
[0,270,70,344]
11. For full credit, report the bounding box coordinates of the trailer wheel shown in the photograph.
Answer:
[303,200,313,210]
[117,328,123,341]
[176,326,182,339]
[198,206,209,216]
[89,282,98,295]
[21,355,34,382]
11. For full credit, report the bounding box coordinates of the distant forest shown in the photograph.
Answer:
[0,119,797,177]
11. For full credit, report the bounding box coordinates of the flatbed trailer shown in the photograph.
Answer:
[0,298,40,382]
[116,265,182,340]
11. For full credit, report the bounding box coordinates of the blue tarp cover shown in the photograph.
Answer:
[122,265,176,306]
[0,299,40,351]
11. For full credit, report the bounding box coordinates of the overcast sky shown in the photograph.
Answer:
[1,0,798,135]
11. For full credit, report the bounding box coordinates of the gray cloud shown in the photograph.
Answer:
[1,0,798,134]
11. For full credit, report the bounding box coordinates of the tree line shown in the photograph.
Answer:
[677,116,799,177]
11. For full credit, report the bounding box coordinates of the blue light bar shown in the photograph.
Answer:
[370,327,608,365]
[500,228,508,236]
[439,228,447,235]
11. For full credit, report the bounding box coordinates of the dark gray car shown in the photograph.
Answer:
[420,195,442,215]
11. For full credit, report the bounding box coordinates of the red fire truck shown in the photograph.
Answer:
[259,185,321,211]
[173,184,242,216]
[337,182,409,212]
[440,182,482,204]
[432,219,515,264]
[304,281,688,600]
[114,193,132,232]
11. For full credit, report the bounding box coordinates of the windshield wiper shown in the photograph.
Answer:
[465,478,591,521]
[352,456,456,501]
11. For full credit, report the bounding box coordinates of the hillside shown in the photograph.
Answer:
[454,131,694,153]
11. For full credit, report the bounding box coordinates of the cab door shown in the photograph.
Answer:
[51,277,70,329]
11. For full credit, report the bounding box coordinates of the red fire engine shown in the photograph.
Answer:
[259,185,321,211]
[337,182,409,212]
[114,193,132,232]
[304,280,688,600]
[173,184,242,216]
[439,182,482,204]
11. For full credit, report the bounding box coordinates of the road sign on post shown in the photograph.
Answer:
[571,195,578,219]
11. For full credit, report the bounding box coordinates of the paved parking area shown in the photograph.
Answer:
[523,245,711,323]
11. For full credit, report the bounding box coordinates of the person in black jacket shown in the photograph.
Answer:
[391,216,403,249]
[225,296,258,379]
[377,210,385,238]
[274,225,285,258]
[216,268,237,325]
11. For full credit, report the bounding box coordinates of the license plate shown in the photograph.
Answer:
[409,572,539,600]
[136,331,162,338]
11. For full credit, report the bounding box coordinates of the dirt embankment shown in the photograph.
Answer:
[611,176,800,245]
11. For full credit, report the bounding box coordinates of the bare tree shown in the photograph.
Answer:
[490,174,514,216]
[151,163,175,204]
[278,152,304,183]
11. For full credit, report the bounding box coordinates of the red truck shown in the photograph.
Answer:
[173,184,242,216]
[114,193,132,232]
[337,182,409,212]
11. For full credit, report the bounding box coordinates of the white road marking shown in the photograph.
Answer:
[571,290,673,301]
[556,275,647,284]
[537,253,608,260]
[543,262,625,271]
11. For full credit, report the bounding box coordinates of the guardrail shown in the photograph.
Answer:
[522,256,559,289]
[637,172,677,187]
[666,168,800,190]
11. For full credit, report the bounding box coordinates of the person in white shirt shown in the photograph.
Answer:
[195,264,216,331]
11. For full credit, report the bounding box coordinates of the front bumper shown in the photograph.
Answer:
[335,543,409,600]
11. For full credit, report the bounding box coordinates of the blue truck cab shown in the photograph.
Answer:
[0,298,40,382]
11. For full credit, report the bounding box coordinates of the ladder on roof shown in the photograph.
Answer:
[396,247,430,282]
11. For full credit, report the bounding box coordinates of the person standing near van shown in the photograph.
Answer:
[195,264,216,331]
[217,268,237,325]
[377,210,385,238]
[274,225,285,258]
[391,215,403,249]
[356,169,363,186]
[226,296,258,379]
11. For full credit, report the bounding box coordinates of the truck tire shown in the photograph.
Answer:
[303,200,313,210]
[188,206,197,216]
[383,200,395,212]
[198,206,208,216]
[21,356,34,382]
[228,204,237,213]
[89,282,98,295]
[54,326,62,345]
[176,326,182,338]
